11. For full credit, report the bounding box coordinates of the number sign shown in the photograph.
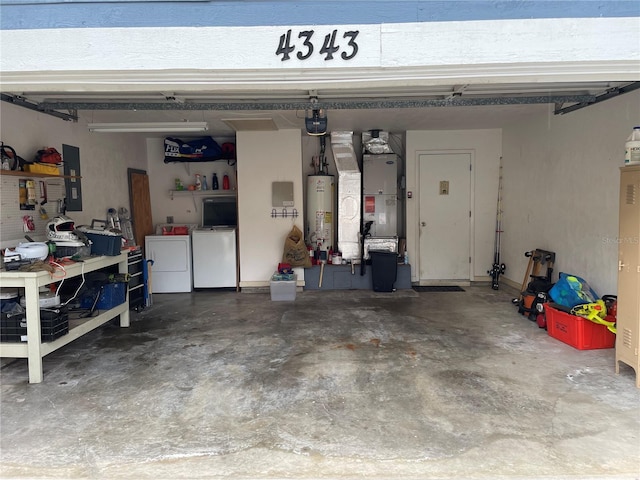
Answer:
[276,29,360,61]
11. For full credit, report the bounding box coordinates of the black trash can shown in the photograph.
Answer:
[369,250,398,292]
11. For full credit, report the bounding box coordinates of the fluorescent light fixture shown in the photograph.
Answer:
[87,122,209,133]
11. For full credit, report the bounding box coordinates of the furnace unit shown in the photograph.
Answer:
[363,153,400,238]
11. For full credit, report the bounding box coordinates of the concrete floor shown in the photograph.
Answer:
[1,285,639,480]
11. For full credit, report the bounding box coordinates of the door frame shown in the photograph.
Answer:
[414,149,475,285]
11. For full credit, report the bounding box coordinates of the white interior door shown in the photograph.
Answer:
[419,153,471,282]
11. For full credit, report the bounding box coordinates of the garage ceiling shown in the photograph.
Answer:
[3,80,637,137]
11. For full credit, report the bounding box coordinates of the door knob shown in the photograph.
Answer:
[421,221,426,227]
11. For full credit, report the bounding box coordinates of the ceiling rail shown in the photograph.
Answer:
[41,95,596,112]
[1,94,77,122]
[554,81,640,115]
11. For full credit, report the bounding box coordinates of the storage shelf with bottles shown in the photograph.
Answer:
[169,189,236,200]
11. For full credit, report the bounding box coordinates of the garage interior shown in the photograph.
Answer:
[2,3,640,479]
[3,80,639,294]
[2,75,640,479]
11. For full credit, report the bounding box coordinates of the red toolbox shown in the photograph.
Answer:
[545,303,615,350]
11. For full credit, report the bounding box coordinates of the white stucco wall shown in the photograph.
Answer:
[2,17,637,90]
[0,104,147,248]
[501,89,640,297]
[236,129,304,287]
[406,129,502,283]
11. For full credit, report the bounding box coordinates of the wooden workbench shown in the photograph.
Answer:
[0,253,130,383]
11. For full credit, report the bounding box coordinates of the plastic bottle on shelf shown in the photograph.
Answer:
[195,174,202,191]
[202,175,208,190]
[625,126,640,165]
[223,174,230,190]
[212,173,219,190]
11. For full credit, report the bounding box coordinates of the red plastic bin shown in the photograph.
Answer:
[545,304,615,350]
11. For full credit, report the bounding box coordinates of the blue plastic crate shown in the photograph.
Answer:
[83,231,122,256]
[81,282,127,310]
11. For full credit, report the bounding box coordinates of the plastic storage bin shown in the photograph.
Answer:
[369,250,398,292]
[545,304,615,350]
[24,163,60,175]
[81,282,127,310]
[85,232,122,256]
[0,307,68,343]
[77,227,122,256]
[161,225,189,235]
[270,273,297,301]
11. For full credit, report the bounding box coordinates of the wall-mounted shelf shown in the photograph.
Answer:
[0,170,80,180]
[173,160,236,176]
[169,189,237,200]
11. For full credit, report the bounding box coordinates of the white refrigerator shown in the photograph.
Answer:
[191,227,237,288]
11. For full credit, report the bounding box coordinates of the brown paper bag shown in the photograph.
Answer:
[282,225,311,268]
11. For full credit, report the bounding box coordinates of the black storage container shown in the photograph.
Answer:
[0,306,69,343]
[370,250,398,292]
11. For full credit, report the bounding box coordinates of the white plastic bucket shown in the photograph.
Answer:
[625,127,640,165]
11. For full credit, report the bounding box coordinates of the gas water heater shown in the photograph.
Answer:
[306,175,334,253]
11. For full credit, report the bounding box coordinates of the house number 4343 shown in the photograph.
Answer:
[276,29,360,61]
